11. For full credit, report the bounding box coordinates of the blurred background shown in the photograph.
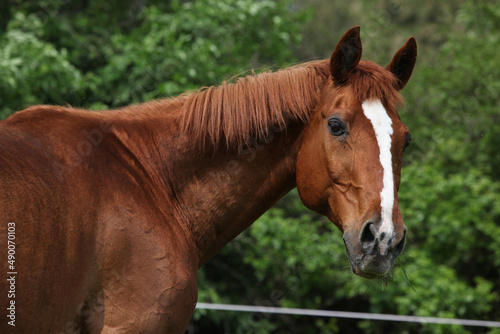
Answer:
[1,0,499,333]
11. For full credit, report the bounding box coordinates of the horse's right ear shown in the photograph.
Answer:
[330,26,362,85]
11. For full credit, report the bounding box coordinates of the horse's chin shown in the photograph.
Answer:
[351,267,385,279]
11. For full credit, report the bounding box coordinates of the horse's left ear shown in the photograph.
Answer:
[387,37,417,91]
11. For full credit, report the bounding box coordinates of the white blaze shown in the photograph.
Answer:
[361,99,395,247]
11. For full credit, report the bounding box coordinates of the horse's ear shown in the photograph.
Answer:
[330,26,362,85]
[387,37,417,91]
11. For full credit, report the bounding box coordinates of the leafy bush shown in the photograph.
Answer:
[0,12,82,117]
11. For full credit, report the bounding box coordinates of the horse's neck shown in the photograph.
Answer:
[167,124,304,265]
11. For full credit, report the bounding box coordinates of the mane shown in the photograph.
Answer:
[180,60,331,148]
[346,61,403,107]
[179,59,402,148]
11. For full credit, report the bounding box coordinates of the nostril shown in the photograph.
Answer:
[360,222,377,245]
[394,228,407,256]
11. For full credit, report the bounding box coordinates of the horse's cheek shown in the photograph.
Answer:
[296,145,330,214]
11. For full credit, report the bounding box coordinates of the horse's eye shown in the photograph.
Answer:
[328,119,345,136]
[404,133,412,152]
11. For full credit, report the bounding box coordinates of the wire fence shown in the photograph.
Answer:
[195,303,500,328]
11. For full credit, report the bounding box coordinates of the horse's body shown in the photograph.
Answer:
[0,27,416,333]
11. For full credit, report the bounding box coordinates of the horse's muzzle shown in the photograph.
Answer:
[343,223,406,279]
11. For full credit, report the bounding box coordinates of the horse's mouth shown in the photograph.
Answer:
[346,251,395,279]
[344,240,394,279]
[343,228,404,279]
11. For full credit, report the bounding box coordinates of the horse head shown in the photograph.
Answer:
[296,26,417,278]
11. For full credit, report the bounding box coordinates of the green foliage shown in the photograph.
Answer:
[1,0,306,115]
[0,12,82,117]
[90,0,306,107]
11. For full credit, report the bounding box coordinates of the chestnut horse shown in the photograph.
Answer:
[0,26,416,333]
